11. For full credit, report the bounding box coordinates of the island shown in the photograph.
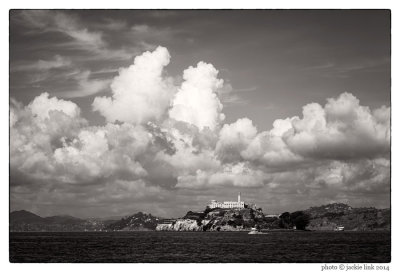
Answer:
[10,194,390,232]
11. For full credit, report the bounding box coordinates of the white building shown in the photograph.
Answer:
[208,192,245,209]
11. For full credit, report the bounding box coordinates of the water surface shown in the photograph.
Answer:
[10,231,391,263]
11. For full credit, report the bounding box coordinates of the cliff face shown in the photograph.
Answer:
[157,219,203,231]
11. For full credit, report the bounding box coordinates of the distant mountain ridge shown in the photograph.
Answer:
[10,210,98,232]
[10,210,160,232]
[11,210,85,223]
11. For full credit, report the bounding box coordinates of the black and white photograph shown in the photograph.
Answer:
[8,9,391,264]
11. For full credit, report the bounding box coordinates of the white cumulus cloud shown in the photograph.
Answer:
[93,46,175,124]
[169,61,225,130]
[28,92,81,120]
[216,118,258,163]
[284,92,390,160]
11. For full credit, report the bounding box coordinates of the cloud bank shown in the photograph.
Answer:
[10,46,390,217]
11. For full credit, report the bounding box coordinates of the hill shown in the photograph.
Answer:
[10,210,102,232]
[104,212,161,231]
[10,210,45,224]
[304,203,390,231]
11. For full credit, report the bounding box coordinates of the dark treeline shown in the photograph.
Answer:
[278,211,311,230]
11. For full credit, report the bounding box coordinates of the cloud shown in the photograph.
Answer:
[10,92,180,217]
[11,93,157,184]
[12,55,71,72]
[216,118,258,163]
[57,70,111,98]
[303,58,390,78]
[14,10,133,61]
[11,10,149,101]
[252,156,390,213]
[10,176,172,218]
[284,92,390,160]
[169,61,225,130]
[176,162,265,189]
[223,92,391,170]
[154,121,221,178]
[241,119,306,168]
[93,46,175,124]
[27,92,81,120]
[14,90,389,188]
[10,93,87,181]
[53,124,150,183]
[130,24,183,47]
[16,10,104,49]
[12,91,169,188]
[51,11,104,50]
[311,159,390,193]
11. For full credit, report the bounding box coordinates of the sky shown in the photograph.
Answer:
[9,10,391,218]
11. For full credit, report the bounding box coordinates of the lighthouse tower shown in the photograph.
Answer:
[238,192,241,203]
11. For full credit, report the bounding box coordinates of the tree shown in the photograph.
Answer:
[290,211,310,230]
[279,212,292,229]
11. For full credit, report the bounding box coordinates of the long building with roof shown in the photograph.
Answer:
[208,192,245,209]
